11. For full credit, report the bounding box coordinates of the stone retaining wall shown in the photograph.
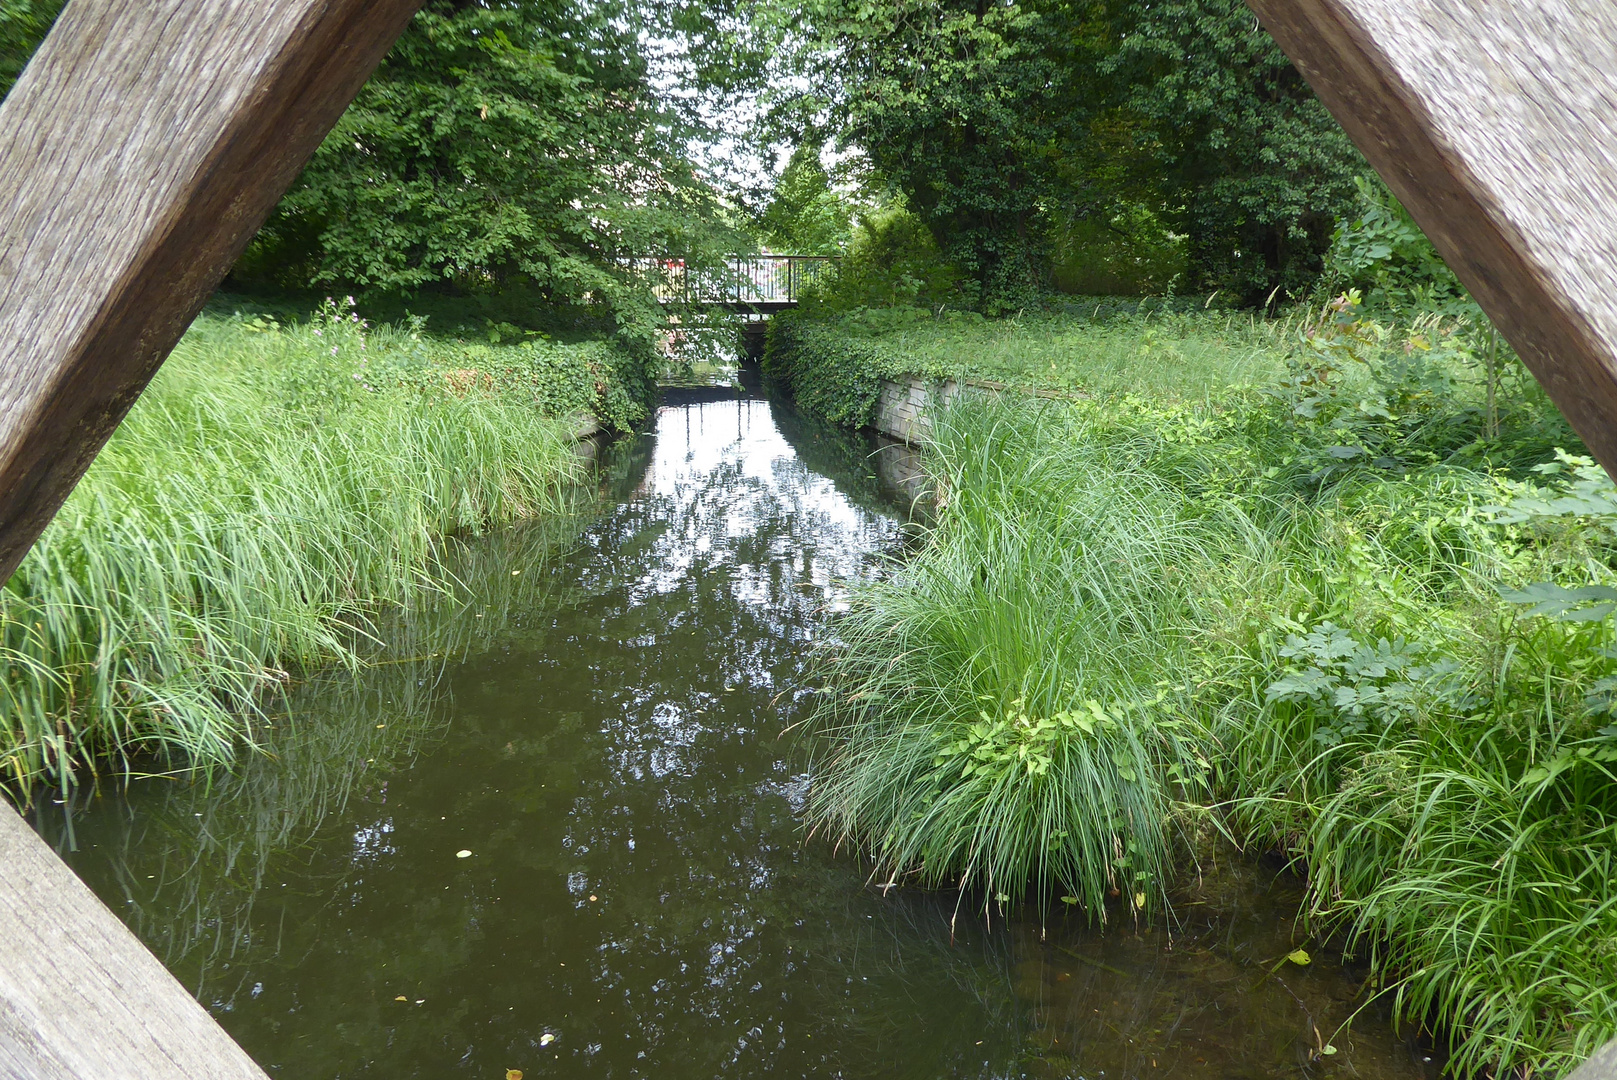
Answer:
[871,375,1083,444]
[872,377,959,444]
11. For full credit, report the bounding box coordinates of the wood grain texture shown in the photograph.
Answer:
[0,804,268,1079]
[1245,0,1617,475]
[0,0,424,584]
[1570,1039,1617,1080]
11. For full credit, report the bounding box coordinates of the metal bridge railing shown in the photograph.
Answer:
[631,255,838,307]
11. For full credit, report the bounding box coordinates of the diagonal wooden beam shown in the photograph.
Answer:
[0,0,424,585]
[0,804,268,1079]
[1246,0,1617,476]
[0,1,422,1073]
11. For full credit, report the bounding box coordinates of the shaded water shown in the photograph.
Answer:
[38,387,1440,1079]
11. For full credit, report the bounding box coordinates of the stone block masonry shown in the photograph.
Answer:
[873,377,960,444]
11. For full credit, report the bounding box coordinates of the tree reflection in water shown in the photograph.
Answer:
[43,390,1437,1080]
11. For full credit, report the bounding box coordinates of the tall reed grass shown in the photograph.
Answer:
[0,305,595,800]
[803,317,1617,1072]
[806,402,1251,919]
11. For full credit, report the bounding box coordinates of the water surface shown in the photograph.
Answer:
[39,388,1439,1079]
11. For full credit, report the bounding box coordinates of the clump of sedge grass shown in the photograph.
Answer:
[806,399,1243,920]
[0,304,593,800]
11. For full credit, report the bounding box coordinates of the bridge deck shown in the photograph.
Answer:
[640,255,834,310]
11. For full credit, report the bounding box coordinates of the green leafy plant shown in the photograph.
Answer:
[1324,176,1470,314]
[1265,623,1438,744]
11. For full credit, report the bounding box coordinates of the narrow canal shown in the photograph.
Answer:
[36,384,1441,1079]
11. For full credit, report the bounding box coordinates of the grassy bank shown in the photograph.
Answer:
[799,298,1612,1075]
[0,300,651,801]
[764,304,1294,426]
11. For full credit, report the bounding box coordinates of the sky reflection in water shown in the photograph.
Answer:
[41,392,1439,1080]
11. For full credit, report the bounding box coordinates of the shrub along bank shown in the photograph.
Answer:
[795,297,1611,1076]
[0,300,654,801]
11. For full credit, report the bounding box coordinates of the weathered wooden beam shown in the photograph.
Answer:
[1246,0,1617,476]
[0,0,423,1073]
[0,0,424,585]
[0,804,270,1079]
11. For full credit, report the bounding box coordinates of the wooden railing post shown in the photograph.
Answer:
[1246,0,1617,477]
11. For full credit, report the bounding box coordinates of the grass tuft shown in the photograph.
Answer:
[0,304,609,799]
[806,401,1235,919]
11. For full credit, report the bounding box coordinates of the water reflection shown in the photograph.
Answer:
[41,391,1437,1079]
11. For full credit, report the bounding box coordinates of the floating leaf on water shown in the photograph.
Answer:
[457,849,472,858]
[507,1071,524,1080]
[1322,1045,1338,1056]
[1133,892,1147,909]
[1287,949,1311,966]
[1060,896,1078,906]
[394,995,407,1002]
[995,893,1009,904]
[539,1033,556,1047]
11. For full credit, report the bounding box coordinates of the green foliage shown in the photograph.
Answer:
[1048,204,1187,296]
[1094,0,1364,301]
[0,306,610,800]
[756,144,861,254]
[1223,607,1617,1079]
[403,329,656,433]
[780,0,1070,311]
[237,0,743,346]
[797,202,965,313]
[1242,291,1570,495]
[764,0,1360,305]
[1324,176,1470,313]
[797,290,1617,1071]
[1264,624,1439,742]
[0,0,60,100]
[766,304,1290,425]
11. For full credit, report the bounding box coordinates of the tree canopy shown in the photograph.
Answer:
[236,0,758,344]
[4,0,1377,313]
[756,0,1365,306]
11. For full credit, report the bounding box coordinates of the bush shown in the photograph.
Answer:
[1323,176,1470,314]
[797,204,965,314]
